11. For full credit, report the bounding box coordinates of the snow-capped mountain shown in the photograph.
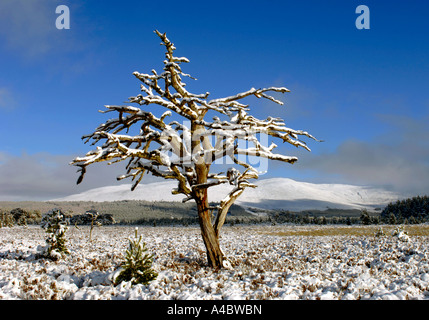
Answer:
[52,178,401,211]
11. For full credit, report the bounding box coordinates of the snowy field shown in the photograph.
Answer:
[1,224,429,300]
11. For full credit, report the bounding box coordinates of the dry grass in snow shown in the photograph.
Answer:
[1,224,429,300]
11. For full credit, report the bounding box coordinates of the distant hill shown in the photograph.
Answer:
[0,177,404,225]
[52,178,401,212]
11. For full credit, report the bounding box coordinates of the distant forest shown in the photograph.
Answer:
[0,200,257,226]
[0,200,365,226]
[1,196,429,227]
[381,196,429,224]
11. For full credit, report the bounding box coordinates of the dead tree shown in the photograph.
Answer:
[71,30,318,269]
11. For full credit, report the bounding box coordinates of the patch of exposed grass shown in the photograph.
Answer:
[260,224,429,237]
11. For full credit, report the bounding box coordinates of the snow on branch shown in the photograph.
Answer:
[71,30,319,230]
[208,87,290,106]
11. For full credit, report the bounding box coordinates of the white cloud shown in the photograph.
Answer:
[0,152,159,201]
[296,114,429,196]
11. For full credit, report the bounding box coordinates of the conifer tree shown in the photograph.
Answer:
[40,209,70,260]
[114,228,158,286]
[360,209,371,225]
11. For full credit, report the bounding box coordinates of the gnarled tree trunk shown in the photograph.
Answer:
[194,161,224,269]
[195,191,223,269]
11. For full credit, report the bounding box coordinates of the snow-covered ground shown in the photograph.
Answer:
[1,225,429,300]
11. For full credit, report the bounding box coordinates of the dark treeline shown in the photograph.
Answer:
[0,201,257,227]
[2,196,429,227]
[380,196,429,224]
[266,210,362,226]
[0,207,42,227]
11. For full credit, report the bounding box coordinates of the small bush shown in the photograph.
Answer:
[40,209,70,260]
[391,225,410,242]
[0,210,14,227]
[10,208,28,226]
[114,228,158,286]
[374,227,385,237]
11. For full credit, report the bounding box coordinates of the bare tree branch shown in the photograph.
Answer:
[71,30,319,269]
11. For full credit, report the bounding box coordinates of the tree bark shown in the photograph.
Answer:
[195,192,224,269]
[214,187,244,237]
[194,160,224,269]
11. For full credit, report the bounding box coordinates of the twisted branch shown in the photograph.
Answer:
[71,30,319,234]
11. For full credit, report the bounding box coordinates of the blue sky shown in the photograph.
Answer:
[0,0,428,200]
